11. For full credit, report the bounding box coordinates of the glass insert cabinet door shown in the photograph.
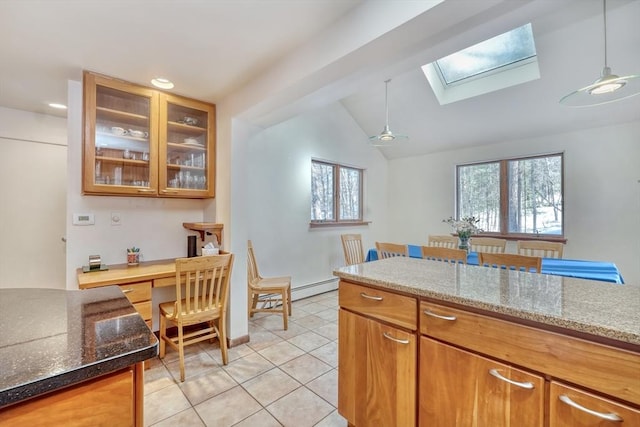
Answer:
[83,72,159,196]
[158,93,215,198]
[83,71,215,198]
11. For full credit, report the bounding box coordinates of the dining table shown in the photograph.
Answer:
[365,245,625,284]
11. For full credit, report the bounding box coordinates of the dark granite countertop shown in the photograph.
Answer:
[334,257,640,347]
[0,286,158,408]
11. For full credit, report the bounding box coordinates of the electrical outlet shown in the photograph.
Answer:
[111,212,122,226]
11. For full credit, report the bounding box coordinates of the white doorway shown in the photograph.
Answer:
[0,136,67,289]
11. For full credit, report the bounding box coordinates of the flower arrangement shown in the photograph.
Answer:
[443,216,482,239]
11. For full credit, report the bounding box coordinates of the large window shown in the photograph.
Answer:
[457,153,563,237]
[311,160,363,224]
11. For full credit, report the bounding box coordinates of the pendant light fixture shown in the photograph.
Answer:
[560,0,640,107]
[369,79,408,145]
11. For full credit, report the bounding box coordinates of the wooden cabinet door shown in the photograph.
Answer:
[0,368,135,426]
[550,382,640,426]
[158,93,215,198]
[83,71,159,196]
[339,309,416,427]
[419,337,544,427]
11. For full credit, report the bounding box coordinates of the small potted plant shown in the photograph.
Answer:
[127,246,140,266]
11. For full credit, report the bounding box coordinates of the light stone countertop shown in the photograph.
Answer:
[333,257,640,346]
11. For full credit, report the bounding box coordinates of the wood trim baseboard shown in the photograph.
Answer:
[228,334,250,348]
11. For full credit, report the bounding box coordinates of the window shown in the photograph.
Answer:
[422,23,540,105]
[457,153,563,237]
[311,160,363,224]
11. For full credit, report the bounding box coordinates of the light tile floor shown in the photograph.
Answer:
[144,290,347,427]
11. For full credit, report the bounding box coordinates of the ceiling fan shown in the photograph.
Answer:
[369,79,408,146]
[559,0,640,107]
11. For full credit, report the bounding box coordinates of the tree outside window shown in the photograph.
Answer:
[311,160,363,224]
[457,153,563,237]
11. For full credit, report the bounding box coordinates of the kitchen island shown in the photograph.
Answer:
[334,257,640,426]
[0,286,158,426]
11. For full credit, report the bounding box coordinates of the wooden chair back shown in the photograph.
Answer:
[159,253,234,381]
[478,252,541,273]
[247,240,261,288]
[421,246,467,264]
[341,234,365,265]
[427,235,458,249]
[375,242,408,259]
[174,254,233,323]
[470,237,507,254]
[247,240,292,330]
[517,240,564,259]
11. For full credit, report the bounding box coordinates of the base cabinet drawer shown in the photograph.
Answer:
[132,301,152,322]
[339,280,417,330]
[420,337,544,427]
[550,382,640,426]
[119,282,151,304]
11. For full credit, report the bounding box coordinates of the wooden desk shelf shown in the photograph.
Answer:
[182,222,223,244]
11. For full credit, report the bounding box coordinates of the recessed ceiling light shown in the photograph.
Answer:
[48,103,67,109]
[151,78,174,89]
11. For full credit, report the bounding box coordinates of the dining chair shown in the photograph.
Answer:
[375,242,409,259]
[427,235,458,249]
[159,253,234,382]
[247,240,292,330]
[517,240,564,259]
[421,246,467,264]
[341,233,365,265]
[478,252,542,273]
[470,237,507,253]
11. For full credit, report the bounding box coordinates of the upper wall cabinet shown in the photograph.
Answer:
[83,71,215,198]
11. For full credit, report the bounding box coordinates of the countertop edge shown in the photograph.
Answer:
[334,269,640,347]
[0,341,158,409]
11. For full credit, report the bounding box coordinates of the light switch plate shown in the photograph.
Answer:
[73,213,95,226]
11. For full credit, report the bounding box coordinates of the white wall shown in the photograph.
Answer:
[387,120,640,285]
[244,102,389,294]
[0,107,67,289]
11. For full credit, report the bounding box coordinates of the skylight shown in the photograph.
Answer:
[422,23,540,105]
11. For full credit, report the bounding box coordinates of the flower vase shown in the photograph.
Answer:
[458,236,470,253]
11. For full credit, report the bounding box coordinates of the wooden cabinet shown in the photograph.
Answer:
[339,309,416,427]
[119,281,152,328]
[83,71,215,198]
[419,300,640,427]
[0,364,144,426]
[338,281,417,427]
[550,382,640,426]
[420,337,544,427]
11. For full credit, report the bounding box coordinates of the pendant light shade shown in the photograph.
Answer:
[560,0,640,107]
[369,79,408,145]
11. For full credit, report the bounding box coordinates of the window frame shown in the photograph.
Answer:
[456,153,565,241]
[310,159,368,228]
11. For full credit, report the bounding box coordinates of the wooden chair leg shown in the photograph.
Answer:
[287,285,292,316]
[159,314,166,358]
[282,289,288,330]
[219,317,228,365]
[177,323,185,382]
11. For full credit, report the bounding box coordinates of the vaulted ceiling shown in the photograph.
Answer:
[1,0,638,159]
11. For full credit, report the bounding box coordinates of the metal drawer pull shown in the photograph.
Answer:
[488,369,534,389]
[558,395,623,422]
[121,289,134,294]
[383,332,410,345]
[423,309,456,321]
[360,292,383,301]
